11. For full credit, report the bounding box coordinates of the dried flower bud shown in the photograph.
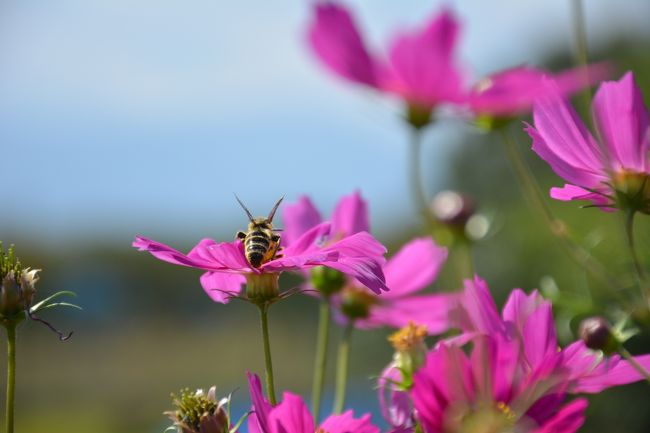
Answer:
[166,387,229,433]
[430,191,476,227]
[579,317,619,355]
[311,266,346,298]
[340,287,376,320]
[0,243,39,324]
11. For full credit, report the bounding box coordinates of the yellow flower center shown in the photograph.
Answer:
[388,322,428,352]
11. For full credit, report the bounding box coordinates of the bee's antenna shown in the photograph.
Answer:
[234,194,254,222]
[267,196,284,222]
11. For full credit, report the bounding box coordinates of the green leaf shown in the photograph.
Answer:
[29,291,77,312]
[32,302,82,313]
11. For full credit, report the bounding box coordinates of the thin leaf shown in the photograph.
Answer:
[30,290,77,312]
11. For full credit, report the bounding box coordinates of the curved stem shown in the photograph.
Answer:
[624,211,650,304]
[311,300,331,421]
[408,128,435,227]
[618,346,650,385]
[333,323,353,414]
[498,128,621,290]
[5,324,16,433]
[258,304,277,405]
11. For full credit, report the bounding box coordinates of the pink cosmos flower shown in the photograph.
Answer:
[469,64,611,119]
[526,71,650,212]
[283,192,457,333]
[246,372,380,433]
[308,1,465,112]
[455,276,650,393]
[133,220,388,303]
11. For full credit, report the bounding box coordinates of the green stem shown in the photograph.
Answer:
[311,300,331,421]
[408,128,435,228]
[333,323,353,414]
[498,128,621,290]
[570,0,592,114]
[454,238,475,281]
[619,346,650,384]
[623,211,650,304]
[258,304,277,405]
[5,324,16,433]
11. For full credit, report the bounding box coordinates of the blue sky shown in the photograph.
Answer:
[1,0,648,247]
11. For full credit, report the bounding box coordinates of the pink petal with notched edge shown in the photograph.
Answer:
[527,80,606,187]
[247,372,272,433]
[382,238,447,299]
[133,236,223,270]
[592,71,650,172]
[531,398,588,433]
[330,191,370,238]
[281,196,323,247]
[280,222,332,257]
[308,2,381,88]
[384,8,464,107]
[199,272,245,304]
[522,303,558,367]
[319,411,380,433]
[456,276,507,336]
[268,393,315,433]
[549,184,613,210]
[502,288,547,331]
[191,240,252,271]
[326,255,388,294]
[360,294,457,333]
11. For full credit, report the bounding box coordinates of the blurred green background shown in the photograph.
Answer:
[1,1,650,432]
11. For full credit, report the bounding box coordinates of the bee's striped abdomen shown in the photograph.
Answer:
[245,230,272,268]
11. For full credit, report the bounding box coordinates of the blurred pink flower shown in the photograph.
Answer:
[132,221,388,303]
[526,71,650,212]
[283,192,457,333]
[469,64,611,119]
[307,2,465,113]
[246,372,380,433]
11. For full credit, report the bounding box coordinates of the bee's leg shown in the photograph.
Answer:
[274,245,284,259]
[236,231,247,240]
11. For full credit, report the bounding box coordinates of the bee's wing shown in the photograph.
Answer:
[267,196,284,222]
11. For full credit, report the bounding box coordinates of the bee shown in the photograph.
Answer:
[235,195,284,268]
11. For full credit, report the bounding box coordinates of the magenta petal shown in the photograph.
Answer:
[133,236,221,270]
[532,398,588,433]
[247,372,272,433]
[549,184,613,209]
[522,302,557,366]
[319,411,380,433]
[527,81,606,187]
[325,255,388,294]
[199,272,245,303]
[457,276,506,336]
[281,222,332,257]
[502,288,546,330]
[377,365,412,428]
[281,196,323,247]
[330,191,370,238]
[385,8,464,107]
[592,71,650,172]
[308,2,380,88]
[470,67,548,116]
[363,294,457,333]
[382,238,447,299]
[268,393,315,433]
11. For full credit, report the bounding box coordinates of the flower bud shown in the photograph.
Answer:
[579,317,619,355]
[245,273,280,305]
[388,322,428,380]
[430,191,475,227]
[340,287,376,320]
[166,387,229,433]
[311,266,346,298]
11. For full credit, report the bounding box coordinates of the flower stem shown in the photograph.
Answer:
[258,304,277,405]
[408,128,435,228]
[498,128,620,290]
[623,210,650,305]
[5,324,16,433]
[311,300,331,421]
[618,346,650,385]
[333,322,353,414]
[570,0,592,114]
